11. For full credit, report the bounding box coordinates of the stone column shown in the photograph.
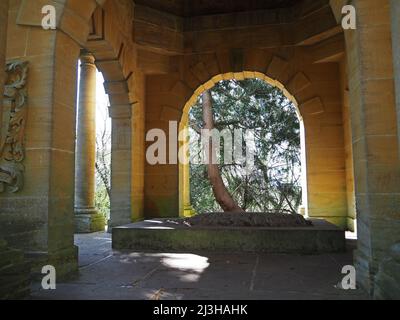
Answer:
[74,51,105,233]
[1,3,79,279]
[0,0,8,243]
[344,0,400,296]
[0,0,7,115]
[372,0,400,299]
[182,125,194,217]
[391,0,400,156]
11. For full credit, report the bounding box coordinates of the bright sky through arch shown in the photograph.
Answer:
[76,62,111,137]
[96,70,111,137]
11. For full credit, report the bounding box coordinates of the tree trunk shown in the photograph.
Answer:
[202,90,244,213]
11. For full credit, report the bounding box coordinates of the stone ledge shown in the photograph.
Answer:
[112,218,345,254]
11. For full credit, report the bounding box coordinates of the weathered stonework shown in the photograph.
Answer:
[74,51,105,233]
[0,239,30,300]
[112,218,345,254]
[0,0,30,300]
[374,243,400,300]
[0,60,29,194]
[0,0,398,299]
[340,0,400,296]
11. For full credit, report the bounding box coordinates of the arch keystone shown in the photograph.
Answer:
[216,50,231,74]
[243,49,270,73]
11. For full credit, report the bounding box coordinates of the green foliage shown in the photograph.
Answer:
[189,78,302,213]
[95,184,110,220]
[95,118,111,222]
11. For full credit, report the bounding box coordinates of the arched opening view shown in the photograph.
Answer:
[94,70,112,226]
[4,0,400,301]
[179,76,308,220]
[74,51,111,233]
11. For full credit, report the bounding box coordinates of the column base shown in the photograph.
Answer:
[183,205,196,217]
[75,209,106,233]
[0,239,31,300]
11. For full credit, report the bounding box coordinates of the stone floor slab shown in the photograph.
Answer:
[29,232,370,300]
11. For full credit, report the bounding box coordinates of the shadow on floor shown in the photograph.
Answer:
[30,232,370,300]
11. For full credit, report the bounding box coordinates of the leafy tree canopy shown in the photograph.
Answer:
[189,78,302,213]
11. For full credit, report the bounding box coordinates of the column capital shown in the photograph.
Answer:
[80,50,95,66]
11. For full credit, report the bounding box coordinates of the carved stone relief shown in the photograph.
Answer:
[0,60,29,193]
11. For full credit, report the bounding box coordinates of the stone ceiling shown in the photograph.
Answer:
[134,0,301,17]
[130,0,339,56]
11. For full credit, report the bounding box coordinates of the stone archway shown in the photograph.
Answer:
[177,71,307,218]
[82,2,146,229]
[0,0,141,277]
[144,48,351,232]
[2,0,398,298]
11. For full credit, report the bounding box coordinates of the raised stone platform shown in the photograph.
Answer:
[112,218,345,254]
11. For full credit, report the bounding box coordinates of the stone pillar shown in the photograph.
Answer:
[0,0,7,115]
[371,0,400,299]
[0,0,8,248]
[108,104,133,230]
[391,0,400,156]
[74,51,105,233]
[0,0,30,299]
[182,125,194,217]
[1,3,79,279]
[344,0,400,295]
